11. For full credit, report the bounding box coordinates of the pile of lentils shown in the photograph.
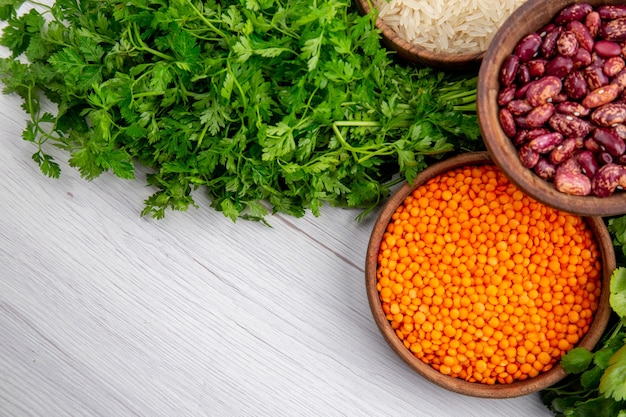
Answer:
[376,164,601,385]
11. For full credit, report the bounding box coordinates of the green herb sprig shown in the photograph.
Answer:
[0,0,481,222]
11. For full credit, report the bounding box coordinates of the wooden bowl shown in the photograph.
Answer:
[478,0,626,217]
[354,0,484,72]
[365,152,614,398]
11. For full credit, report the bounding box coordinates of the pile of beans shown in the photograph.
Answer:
[497,3,626,197]
[376,164,601,384]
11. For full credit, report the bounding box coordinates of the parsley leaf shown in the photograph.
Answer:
[561,347,595,375]
[610,267,626,319]
[601,345,626,401]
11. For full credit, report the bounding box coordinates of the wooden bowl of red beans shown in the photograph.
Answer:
[478,0,626,216]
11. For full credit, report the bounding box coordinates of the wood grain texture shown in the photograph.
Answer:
[0,15,552,417]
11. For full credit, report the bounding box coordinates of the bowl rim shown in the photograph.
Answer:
[365,152,614,398]
[477,0,626,217]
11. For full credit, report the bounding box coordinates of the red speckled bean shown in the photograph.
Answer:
[500,54,520,86]
[564,70,589,100]
[567,20,594,52]
[555,3,593,25]
[554,170,592,195]
[592,163,626,197]
[499,108,517,138]
[527,59,548,77]
[572,48,593,69]
[585,11,601,37]
[515,33,542,62]
[519,143,540,168]
[554,155,592,195]
[541,26,564,58]
[526,103,556,128]
[584,65,609,90]
[593,127,626,155]
[525,76,563,106]
[514,129,530,146]
[590,101,626,126]
[603,56,625,77]
[556,101,590,117]
[582,83,621,108]
[557,31,579,57]
[497,86,516,106]
[529,131,563,153]
[549,113,592,139]
[578,150,599,178]
[507,99,533,116]
[526,128,552,141]
[534,158,557,180]
[594,40,622,57]
[598,5,626,19]
[550,137,578,165]
[517,64,532,84]
[546,55,574,78]
[599,17,626,42]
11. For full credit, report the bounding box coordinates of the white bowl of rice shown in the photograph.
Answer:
[356,0,527,72]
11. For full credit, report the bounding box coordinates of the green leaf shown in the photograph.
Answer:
[1,8,45,56]
[32,151,61,178]
[561,347,595,374]
[608,216,626,256]
[78,36,105,63]
[595,346,618,369]
[600,345,626,401]
[221,71,234,100]
[167,29,201,71]
[561,396,623,417]
[68,145,105,180]
[96,149,135,179]
[301,32,323,72]
[581,365,604,390]
[49,47,103,92]
[0,0,26,20]
[610,267,626,319]
[232,36,253,62]
[262,121,295,160]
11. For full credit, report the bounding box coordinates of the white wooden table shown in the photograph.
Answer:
[0,20,554,417]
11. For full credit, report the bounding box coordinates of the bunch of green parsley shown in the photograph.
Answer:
[0,0,480,221]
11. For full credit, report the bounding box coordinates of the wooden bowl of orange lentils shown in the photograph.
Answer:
[365,152,614,398]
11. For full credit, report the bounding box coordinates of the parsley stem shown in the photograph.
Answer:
[195,123,209,152]
[331,121,396,163]
[334,121,381,127]
[454,103,477,112]
[127,24,174,61]
[226,59,248,108]
[26,0,50,9]
[133,89,161,97]
[184,0,228,40]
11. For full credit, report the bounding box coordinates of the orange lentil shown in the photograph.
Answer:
[375,164,601,385]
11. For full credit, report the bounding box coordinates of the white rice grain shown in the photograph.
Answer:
[374,0,526,53]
